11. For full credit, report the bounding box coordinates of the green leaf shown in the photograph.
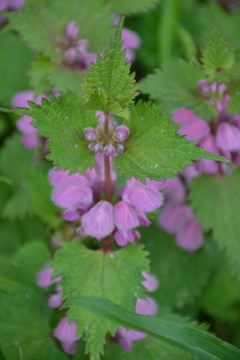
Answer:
[24,166,63,228]
[0,289,68,360]
[51,241,149,359]
[82,18,138,119]
[113,102,227,182]
[202,17,235,80]
[139,60,216,121]
[105,336,195,360]
[189,170,240,264]
[140,225,211,308]
[68,296,240,360]
[103,0,160,14]
[227,79,240,114]
[7,0,113,60]
[15,93,97,174]
[0,241,51,288]
[0,31,33,107]
[28,55,57,95]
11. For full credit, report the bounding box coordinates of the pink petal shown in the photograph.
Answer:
[61,341,78,355]
[123,186,163,212]
[54,316,81,342]
[177,118,210,141]
[137,212,151,227]
[163,178,186,206]
[82,200,114,239]
[37,268,61,287]
[114,229,137,246]
[17,116,37,134]
[141,271,159,292]
[52,184,93,209]
[216,123,240,151]
[12,90,34,108]
[62,207,79,221]
[197,135,219,174]
[159,205,194,233]
[176,219,204,252]
[136,297,158,316]
[114,202,139,229]
[48,168,89,187]
[48,292,62,309]
[21,134,40,149]
[172,108,204,125]
[121,28,141,49]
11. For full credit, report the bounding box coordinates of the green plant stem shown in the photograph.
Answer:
[158,0,180,64]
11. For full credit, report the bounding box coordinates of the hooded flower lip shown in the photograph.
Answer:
[114,201,139,229]
[122,186,163,212]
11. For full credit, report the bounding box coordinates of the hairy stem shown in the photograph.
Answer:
[104,112,112,202]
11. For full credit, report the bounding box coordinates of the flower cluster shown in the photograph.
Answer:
[84,121,130,156]
[173,80,240,179]
[56,21,97,71]
[37,267,158,355]
[159,178,204,252]
[50,157,164,246]
[12,90,48,149]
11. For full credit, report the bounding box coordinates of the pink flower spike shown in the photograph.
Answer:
[37,268,61,287]
[176,219,204,252]
[52,184,93,209]
[54,316,81,343]
[123,186,163,212]
[65,21,79,40]
[159,205,194,233]
[114,202,139,229]
[136,297,158,316]
[216,123,240,151]
[82,200,114,239]
[115,125,130,141]
[141,271,159,292]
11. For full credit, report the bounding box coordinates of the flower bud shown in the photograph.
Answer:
[115,125,130,141]
[115,144,125,154]
[83,127,96,140]
[64,47,77,63]
[103,143,115,156]
[65,21,79,40]
[93,143,103,154]
[198,79,210,94]
[88,142,96,151]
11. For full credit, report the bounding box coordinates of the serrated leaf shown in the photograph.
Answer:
[0,289,68,360]
[51,241,149,359]
[15,93,97,174]
[7,0,113,60]
[68,297,240,360]
[82,18,138,119]
[140,225,211,308]
[0,31,33,107]
[139,60,216,121]
[24,166,63,228]
[113,102,227,182]
[202,17,235,79]
[189,171,240,264]
[103,0,160,14]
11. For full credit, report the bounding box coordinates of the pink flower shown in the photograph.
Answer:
[163,178,185,206]
[114,229,140,246]
[37,268,61,287]
[141,271,159,292]
[12,90,48,149]
[121,28,141,62]
[54,316,81,355]
[82,200,114,239]
[176,219,204,252]
[114,202,139,229]
[198,135,219,174]
[216,122,240,152]
[159,205,194,234]
[122,186,163,212]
